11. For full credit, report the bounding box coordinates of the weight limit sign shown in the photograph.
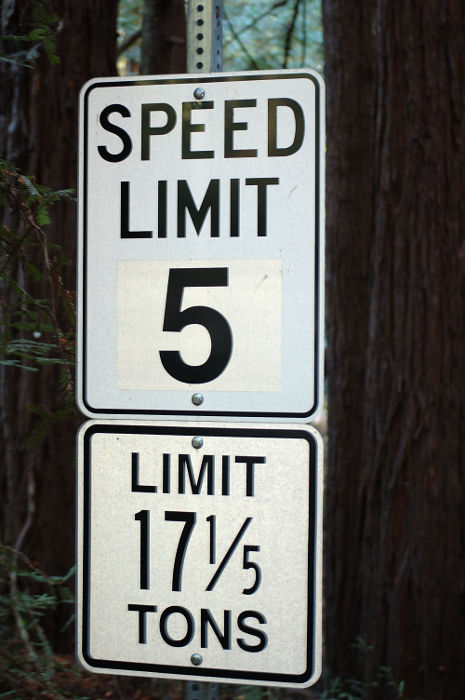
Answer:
[76,421,323,688]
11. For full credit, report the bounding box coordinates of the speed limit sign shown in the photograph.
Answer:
[77,70,324,421]
[76,420,322,687]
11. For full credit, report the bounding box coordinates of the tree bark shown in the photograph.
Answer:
[324,1,465,698]
[0,0,118,649]
[322,0,376,678]
[141,0,186,75]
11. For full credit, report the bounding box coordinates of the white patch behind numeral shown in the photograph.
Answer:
[117,259,282,392]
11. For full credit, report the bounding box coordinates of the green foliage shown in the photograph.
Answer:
[0,8,79,696]
[0,545,78,699]
[218,685,277,699]
[116,0,323,75]
[0,161,79,694]
[0,160,77,460]
[231,687,271,699]
[117,0,143,74]
[321,638,420,700]
[0,160,75,380]
[0,0,60,67]
[223,0,323,72]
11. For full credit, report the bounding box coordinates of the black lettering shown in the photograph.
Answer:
[160,606,194,647]
[224,99,257,158]
[177,179,219,237]
[178,454,214,495]
[128,604,157,644]
[134,510,150,590]
[131,452,156,492]
[206,518,252,592]
[230,179,239,237]
[234,456,265,496]
[158,181,167,238]
[98,104,132,163]
[165,511,196,591]
[207,514,216,564]
[182,102,214,159]
[163,453,170,493]
[268,98,305,157]
[222,455,230,496]
[159,267,232,383]
[237,610,268,652]
[245,178,279,237]
[120,181,152,238]
[201,609,231,649]
[141,103,176,160]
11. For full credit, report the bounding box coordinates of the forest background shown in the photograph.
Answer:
[1,1,464,700]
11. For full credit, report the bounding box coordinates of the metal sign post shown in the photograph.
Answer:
[187,0,223,74]
[186,5,222,698]
[185,681,218,700]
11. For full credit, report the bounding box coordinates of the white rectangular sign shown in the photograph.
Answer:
[77,70,324,421]
[76,421,322,688]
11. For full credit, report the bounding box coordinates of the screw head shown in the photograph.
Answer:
[192,436,203,449]
[193,87,205,100]
[192,393,204,406]
[191,653,203,666]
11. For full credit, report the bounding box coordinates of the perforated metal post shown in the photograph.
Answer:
[184,4,223,698]
[185,681,219,700]
[187,0,223,73]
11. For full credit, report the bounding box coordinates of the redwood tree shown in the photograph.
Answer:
[324,1,465,698]
[141,0,186,74]
[0,0,118,648]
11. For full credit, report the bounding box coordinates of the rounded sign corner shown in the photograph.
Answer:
[78,76,105,106]
[75,389,99,422]
[301,67,325,93]
[299,665,322,689]
[75,647,99,675]
[76,417,93,442]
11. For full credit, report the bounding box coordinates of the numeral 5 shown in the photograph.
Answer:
[159,267,233,384]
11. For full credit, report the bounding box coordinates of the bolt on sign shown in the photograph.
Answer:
[76,70,324,421]
[76,421,322,687]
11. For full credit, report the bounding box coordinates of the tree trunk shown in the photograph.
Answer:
[141,0,186,75]
[0,0,118,649]
[322,0,376,680]
[324,1,465,698]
